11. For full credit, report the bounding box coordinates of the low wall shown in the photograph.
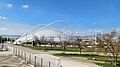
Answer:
[12,48,62,67]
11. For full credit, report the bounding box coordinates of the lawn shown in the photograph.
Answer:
[18,44,95,52]
[53,53,120,67]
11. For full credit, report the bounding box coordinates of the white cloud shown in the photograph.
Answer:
[22,4,29,9]
[0,20,32,35]
[5,4,12,8]
[0,16,8,20]
[2,17,7,20]
[0,27,7,31]
[97,29,102,32]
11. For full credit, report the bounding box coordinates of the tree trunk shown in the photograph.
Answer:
[51,43,52,50]
[115,55,118,66]
[39,43,41,49]
[79,47,81,55]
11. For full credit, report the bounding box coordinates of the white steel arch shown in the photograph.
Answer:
[15,20,72,44]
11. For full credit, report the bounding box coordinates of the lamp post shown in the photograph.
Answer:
[32,28,35,46]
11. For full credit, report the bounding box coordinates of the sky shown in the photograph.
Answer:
[0,0,120,35]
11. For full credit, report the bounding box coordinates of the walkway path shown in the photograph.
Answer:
[7,43,100,67]
[0,49,33,67]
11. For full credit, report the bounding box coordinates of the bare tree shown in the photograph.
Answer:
[76,38,83,54]
[33,36,39,47]
[97,30,120,65]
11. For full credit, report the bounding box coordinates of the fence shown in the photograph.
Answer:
[13,48,62,67]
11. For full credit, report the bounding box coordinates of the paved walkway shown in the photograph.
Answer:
[0,50,33,67]
[7,43,100,67]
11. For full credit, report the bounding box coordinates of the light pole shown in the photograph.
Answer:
[25,33,27,45]
[32,28,34,46]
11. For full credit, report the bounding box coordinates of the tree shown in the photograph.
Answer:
[0,36,3,43]
[0,36,5,43]
[48,37,54,50]
[58,37,68,53]
[33,36,39,47]
[62,41,68,53]
[7,38,11,41]
[97,30,120,65]
[4,38,8,42]
[76,38,82,54]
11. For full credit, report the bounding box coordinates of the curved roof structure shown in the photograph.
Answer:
[15,20,72,44]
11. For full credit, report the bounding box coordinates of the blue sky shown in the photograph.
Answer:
[0,0,120,35]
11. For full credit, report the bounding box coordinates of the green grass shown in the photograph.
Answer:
[17,44,95,52]
[53,53,120,67]
[19,44,80,52]
[2,65,10,67]
[53,53,110,61]
[95,62,119,67]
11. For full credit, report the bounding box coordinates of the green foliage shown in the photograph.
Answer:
[95,62,119,67]
[53,53,120,67]
[0,36,13,43]
[21,44,95,52]
[2,65,10,67]
[0,36,3,39]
